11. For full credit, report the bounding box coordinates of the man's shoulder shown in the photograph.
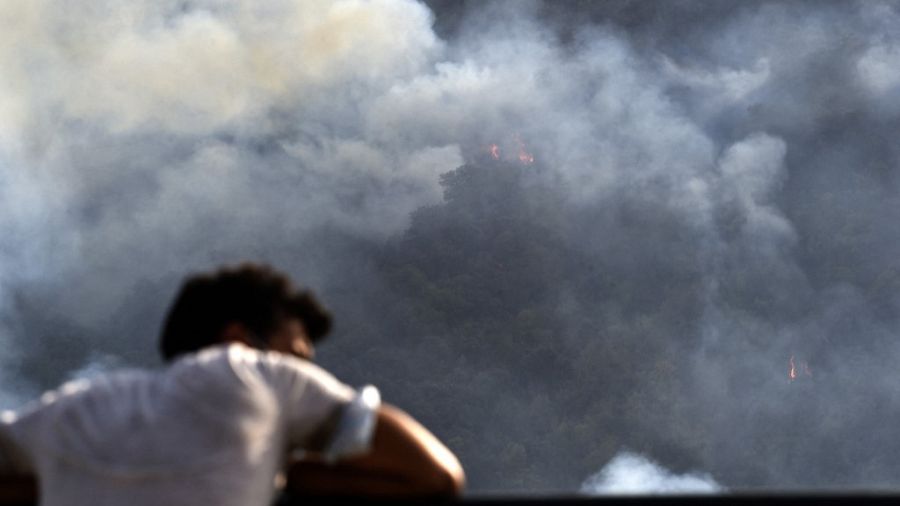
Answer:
[12,369,153,415]
[1,368,158,456]
[177,343,294,374]
[173,344,343,392]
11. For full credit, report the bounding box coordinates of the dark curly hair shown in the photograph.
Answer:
[159,263,332,361]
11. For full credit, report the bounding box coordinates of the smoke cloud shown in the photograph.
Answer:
[0,0,460,388]
[3,0,900,493]
[581,452,722,495]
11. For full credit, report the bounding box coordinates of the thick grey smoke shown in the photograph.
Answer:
[0,0,460,391]
[4,0,900,493]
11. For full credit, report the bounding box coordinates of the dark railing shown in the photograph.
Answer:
[282,494,900,506]
[8,476,900,506]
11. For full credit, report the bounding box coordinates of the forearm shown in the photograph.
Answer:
[288,404,464,498]
[287,459,454,498]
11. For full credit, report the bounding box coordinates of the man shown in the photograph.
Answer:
[0,263,464,505]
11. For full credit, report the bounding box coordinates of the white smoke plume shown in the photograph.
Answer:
[0,0,464,382]
[581,452,723,495]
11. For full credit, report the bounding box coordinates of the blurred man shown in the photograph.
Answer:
[0,263,464,505]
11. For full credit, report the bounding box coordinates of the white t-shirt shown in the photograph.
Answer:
[0,343,379,506]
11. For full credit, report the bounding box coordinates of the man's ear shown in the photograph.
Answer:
[219,322,255,347]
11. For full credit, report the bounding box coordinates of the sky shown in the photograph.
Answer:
[4,0,900,493]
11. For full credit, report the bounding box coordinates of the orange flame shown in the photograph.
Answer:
[485,136,534,165]
[789,355,812,382]
[514,134,534,165]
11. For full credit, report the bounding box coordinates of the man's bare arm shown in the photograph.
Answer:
[287,404,465,498]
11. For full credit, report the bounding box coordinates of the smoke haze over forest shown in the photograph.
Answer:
[4,0,900,493]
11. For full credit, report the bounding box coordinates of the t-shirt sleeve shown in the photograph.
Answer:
[320,385,380,462]
[260,354,379,460]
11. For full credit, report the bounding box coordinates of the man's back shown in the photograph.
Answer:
[1,344,361,506]
[0,264,464,504]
